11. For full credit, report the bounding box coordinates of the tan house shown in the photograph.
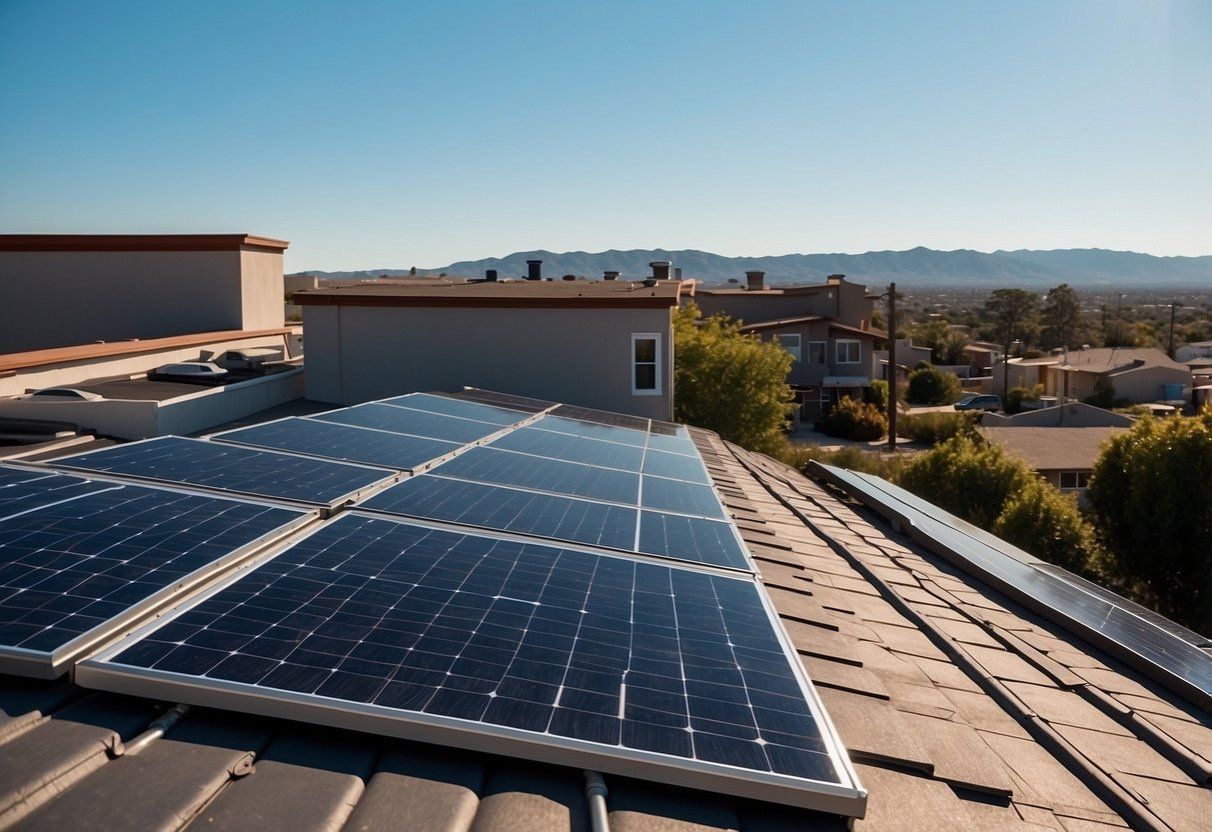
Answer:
[694,273,885,419]
[297,273,686,419]
[0,233,289,354]
[980,424,1127,497]
[997,347,1192,405]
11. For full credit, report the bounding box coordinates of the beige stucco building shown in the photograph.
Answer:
[297,277,685,419]
[0,234,289,353]
[996,347,1192,405]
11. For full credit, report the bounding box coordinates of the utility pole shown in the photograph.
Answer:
[887,282,897,452]
[1168,300,1177,359]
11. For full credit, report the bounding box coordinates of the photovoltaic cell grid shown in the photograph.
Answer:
[214,417,463,472]
[0,466,108,521]
[360,475,749,570]
[447,388,555,414]
[312,402,507,445]
[0,483,308,675]
[84,515,843,794]
[382,392,533,426]
[48,436,395,508]
[814,463,1212,711]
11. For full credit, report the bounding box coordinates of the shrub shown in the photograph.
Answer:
[1004,385,1036,414]
[1084,377,1115,409]
[776,442,904,480]
[1087,408,1212,633]
[869,379,890,413]
[991,481,1095,572]
[906,365,963,405]
[897,411,976,444]
[897,436,1034,527]
[816,397,887,441]
[673,302,795,455]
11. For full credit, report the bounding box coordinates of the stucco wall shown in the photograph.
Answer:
[0,248,283,352]
[303,305,674,419]
[694,281,873,330]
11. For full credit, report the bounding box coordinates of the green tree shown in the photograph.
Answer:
[906,365,963,405]
[673,302,794,455]
[1087,409,1212,632]
[898,436,1033,527]
[985,288,1040,398]
[817,396,887,441]
[1040,284,1082,349]
[992,481,1093,572]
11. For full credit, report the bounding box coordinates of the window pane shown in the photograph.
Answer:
[809,342,826,364]
[634,338,657,363]
[635,364,657,390]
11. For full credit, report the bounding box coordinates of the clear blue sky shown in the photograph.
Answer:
[2,1,1209,271]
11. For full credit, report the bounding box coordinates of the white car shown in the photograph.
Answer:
[21,387,104,401]
[151,362,229,382]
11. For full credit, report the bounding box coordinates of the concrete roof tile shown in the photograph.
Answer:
[815,688,934,772]
[896,710,1014,796]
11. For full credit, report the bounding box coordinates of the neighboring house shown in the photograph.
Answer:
[982,401,1135,428]
[980,424,1127,497]
[959,340,1004,377]
[874,338,933,385]
[996,347,1193,405]
[297,272,685,418]
[694,273,885,420]
[1175,340,1212,362]
[0,233,289,354]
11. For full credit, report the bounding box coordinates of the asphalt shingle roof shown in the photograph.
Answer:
[0,427,1208,831]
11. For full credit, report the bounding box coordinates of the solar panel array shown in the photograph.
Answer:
[0,390,863,812]
[0,465,310,677]
[811,462,1212,713]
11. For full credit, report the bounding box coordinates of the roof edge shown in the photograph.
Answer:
[0,234,290,253]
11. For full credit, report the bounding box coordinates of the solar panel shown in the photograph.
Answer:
[78,514,862,813]
[213,418,462,471]
[0,465,110,521]
[642,450,711,484]
[641,476,727,519]
[447,388,555,414]
[530,415,649,447]
[46,436,395,509]
[645,430,699,457]
[488,427,646,471]
[0,484,311,678]
[810,462,1212,712]
[550,404,652,432]
[381,393,530,426]
[361,475,638,552]
[312,403,506,444]
[638,512,750,571]
[433,447,640,504]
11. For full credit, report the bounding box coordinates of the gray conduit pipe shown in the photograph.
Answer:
[584,770,610,832]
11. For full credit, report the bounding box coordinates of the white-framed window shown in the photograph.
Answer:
[631,333,662,395]
[1059,471,1091,489]
[808,341,827,365]
[775,333,801,362]
[835,339,861,364]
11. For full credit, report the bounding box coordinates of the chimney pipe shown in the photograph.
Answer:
[603,270,619,281]
[674,267,683,281]
[485,269,498,282]
[745,271,765,291]
[649,261,671,280]
[526,259,542,281]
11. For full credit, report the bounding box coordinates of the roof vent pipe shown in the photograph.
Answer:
[526,260,542,281]
[603,270,620,281]
[649,261,671,280]
[674,267,683,281]
[485,269,498,282]
[745,271,765,291]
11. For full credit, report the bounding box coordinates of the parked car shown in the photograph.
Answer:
[150,362,229,384]
[20,387,104,401]
[954,394,1001,412]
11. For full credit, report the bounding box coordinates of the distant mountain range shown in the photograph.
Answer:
[293,247,1212,288]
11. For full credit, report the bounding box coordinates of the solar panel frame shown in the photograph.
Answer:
[41,436,398,511]
[809,462,1212,712]
[310,402,512,445]
[379,392,535,426]
[0,483,315,679]
[209,416,464,472]
[76,513,864,815]
[444,388,556,414]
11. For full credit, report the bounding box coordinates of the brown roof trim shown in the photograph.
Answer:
[829,321,887,339]
[295,294,679,310]
[0,234,290,253]
[0,328,295,373]
[738,316,826,332]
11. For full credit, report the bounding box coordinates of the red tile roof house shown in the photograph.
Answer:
[692,274,888,422]
[2,413,1207,831]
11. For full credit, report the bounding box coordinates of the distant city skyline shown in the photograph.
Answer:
[2,1,1209,272]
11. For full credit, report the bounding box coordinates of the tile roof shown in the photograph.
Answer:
[1,428,1208,830]
[979,426,1129,471]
